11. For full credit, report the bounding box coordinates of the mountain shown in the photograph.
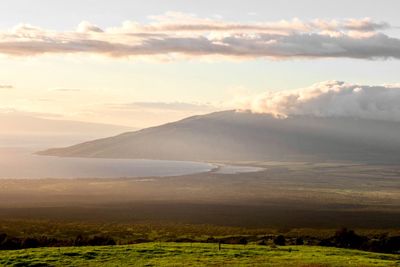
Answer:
[0,113,134,147]
[0,113,134,134]
[39,110,400,163]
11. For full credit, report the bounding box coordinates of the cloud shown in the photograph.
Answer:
[75,101,220,128]
[110,101,217,112]
[0,13,398,60]
[52,88,81,92]
[0,85,14,89]
[76,21,104,33]
[240,81,400,122]
[0,108,63,118]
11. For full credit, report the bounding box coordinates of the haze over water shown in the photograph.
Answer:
[0,147,215,179]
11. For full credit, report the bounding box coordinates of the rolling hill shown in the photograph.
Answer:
[39,110,400,163]
[1,243,398,267]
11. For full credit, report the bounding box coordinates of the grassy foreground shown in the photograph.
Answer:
[0,243,399,267]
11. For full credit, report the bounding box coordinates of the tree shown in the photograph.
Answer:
[333,228,366,249]
[274,235,286,246]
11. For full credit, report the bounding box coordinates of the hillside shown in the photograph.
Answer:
[39,110,400,163]
[0,243,398,267]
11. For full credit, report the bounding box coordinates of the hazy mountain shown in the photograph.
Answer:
[0,113,134,147]
[39,110,400,163]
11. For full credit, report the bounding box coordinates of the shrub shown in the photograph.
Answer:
[333,228,366,249]
[21,237,40,248]
[274,235,286,246]
[295,237,304,245]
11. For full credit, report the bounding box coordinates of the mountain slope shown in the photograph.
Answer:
[39,110,400,163]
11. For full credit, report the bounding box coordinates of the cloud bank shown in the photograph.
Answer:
[241,81,400,122]
[52,88,81,92]
[0,12,399,60]
[0,85,14,89]
[114,101,216,112]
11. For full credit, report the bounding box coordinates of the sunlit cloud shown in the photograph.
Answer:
[112,101,217,112]
[240,81,400,122]
[0,108,63,118]
[51,88,82,92]
[0,84,14,89]
[0,13,397,60]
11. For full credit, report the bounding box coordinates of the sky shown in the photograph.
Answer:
[1,0,400,128]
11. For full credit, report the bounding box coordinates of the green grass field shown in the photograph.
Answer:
[0,243,399,267]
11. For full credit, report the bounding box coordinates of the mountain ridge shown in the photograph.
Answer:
[39,110,400,163]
